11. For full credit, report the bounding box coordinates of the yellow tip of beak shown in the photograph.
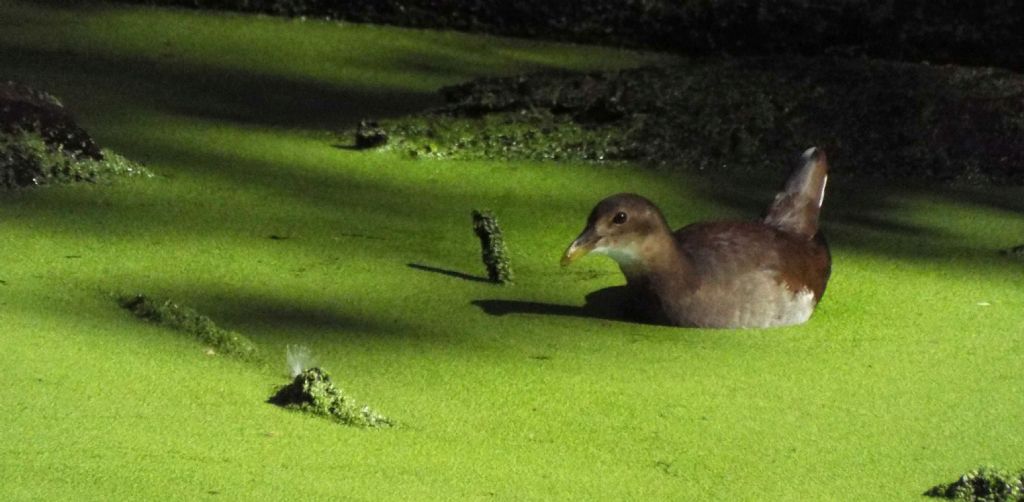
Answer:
[561,240,594,267]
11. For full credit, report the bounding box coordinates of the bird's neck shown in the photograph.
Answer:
[616,231,692,288]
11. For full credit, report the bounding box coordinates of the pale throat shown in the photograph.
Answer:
[593,239,650,279]
[593,233,684,283]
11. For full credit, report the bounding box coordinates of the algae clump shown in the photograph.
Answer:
[1,82,150,188]
[119,294,258,360]
[1,128,150,189]
[269,367,392,428]
[926,466,1024,501]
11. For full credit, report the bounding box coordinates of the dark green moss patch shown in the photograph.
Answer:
[119,294,258,360]
[354,119,388,149]
[372,57,1024,185]
[1,81,102,159]
[1,129,150,189]
[268,368,392,428]
[381,110,618,163]
[1,82,150,189]
[472,209,513,284]
[926,466,1024,501]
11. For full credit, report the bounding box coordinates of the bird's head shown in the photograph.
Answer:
[561,193,669,268]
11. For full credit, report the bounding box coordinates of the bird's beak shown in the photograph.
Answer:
[561,228,600,267]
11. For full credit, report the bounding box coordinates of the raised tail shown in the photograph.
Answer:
[764,147,829,238]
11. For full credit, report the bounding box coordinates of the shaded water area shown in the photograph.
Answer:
[109,0,1024,71]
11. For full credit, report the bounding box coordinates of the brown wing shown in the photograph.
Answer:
[674,221,831,301]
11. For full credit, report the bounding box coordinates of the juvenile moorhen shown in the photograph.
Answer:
[561,147,831,328]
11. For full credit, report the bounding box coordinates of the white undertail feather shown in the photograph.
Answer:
[817,175,828,208]
[286,344,316,377]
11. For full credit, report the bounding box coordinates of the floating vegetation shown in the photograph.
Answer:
[269,367,392,428]
[373,58,1024,185]
[472,209,513,284]
[926,466,1024,501]
[118,294,258,360]
[1,128,150,189]
[1,81,102,159]
[1,82,149,189]
[354,119,388,149]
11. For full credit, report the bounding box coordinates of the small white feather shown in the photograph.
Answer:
[286,344,316,377]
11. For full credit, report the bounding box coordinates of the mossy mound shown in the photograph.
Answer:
[372,57,1024,185]
[1,129,149,189]
[268,368,392,428]
[119,294,258,360]
[354,120,388,149]
[1,81,102,159]
[1,82,150,189]
[926,467,1024,501]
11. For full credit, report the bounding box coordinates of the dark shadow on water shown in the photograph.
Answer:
[408,263,491,283]
[0,45,442,131]
[183,290,377,334]
[473,286,652,324]
[945,185,1024,216]
[682,168,1004,262]
[474,299,592,318]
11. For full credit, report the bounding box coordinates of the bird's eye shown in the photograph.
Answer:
[612,212,628,224]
